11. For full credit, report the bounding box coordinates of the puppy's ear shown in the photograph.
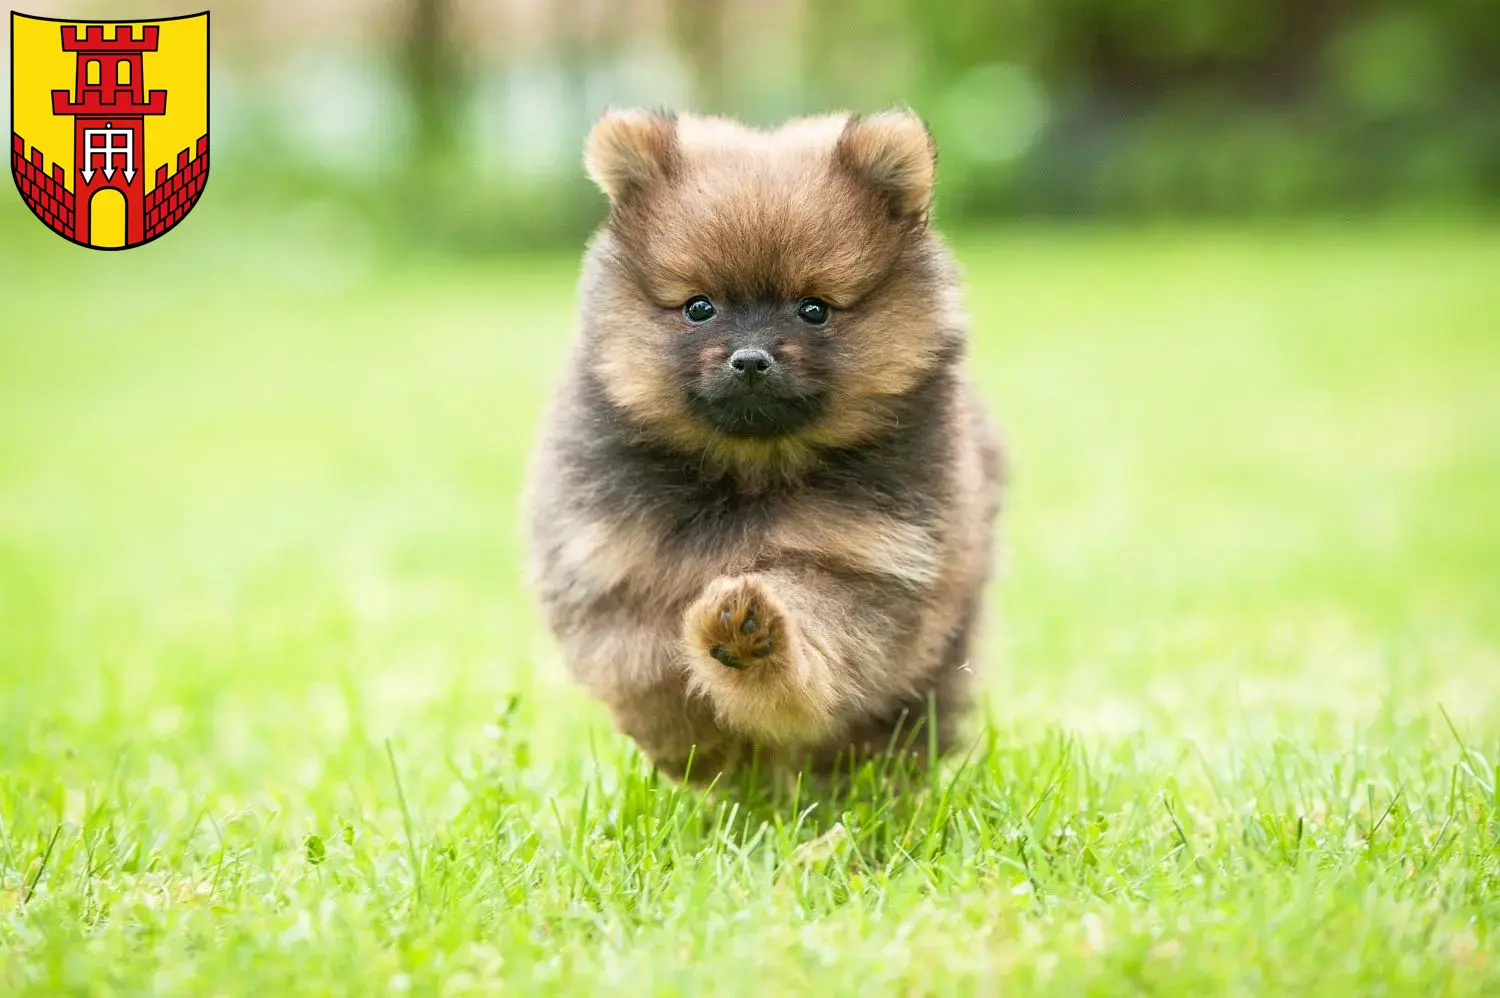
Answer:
[835,109,936,221]
[584,108,679,208]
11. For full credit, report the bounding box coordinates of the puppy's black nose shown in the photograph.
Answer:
[728,348,773,382]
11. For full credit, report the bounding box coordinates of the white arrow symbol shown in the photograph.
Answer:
[81,125,134,186]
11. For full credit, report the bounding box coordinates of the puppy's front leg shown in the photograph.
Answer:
[682,571,891,746]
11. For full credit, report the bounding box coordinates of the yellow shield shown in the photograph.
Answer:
[11,11,209,250]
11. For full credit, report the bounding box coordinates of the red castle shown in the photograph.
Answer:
[11,23,208,246]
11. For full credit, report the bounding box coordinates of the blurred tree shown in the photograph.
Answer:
[403,0,462,165]
[178,0,1499,249]
[672,0,730,113]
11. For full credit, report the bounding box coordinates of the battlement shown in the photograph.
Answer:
[145,133,209,241]
[60,24,160,53]
[12,132,76,238]
[53,88,167,117]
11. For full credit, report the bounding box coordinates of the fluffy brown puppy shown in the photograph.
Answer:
[524,108,1004,781]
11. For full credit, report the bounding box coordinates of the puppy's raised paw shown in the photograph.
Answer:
[685,574,788,671]
[683,574,839,745]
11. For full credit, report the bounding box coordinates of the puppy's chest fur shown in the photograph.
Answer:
[554,444,945,606]
[531,382,960,686]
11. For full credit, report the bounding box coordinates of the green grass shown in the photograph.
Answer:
[1,209,1498,995]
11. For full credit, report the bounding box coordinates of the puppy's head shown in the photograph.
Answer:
[579,108,961,468]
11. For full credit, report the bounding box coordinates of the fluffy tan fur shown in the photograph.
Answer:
[524,107,1004,782]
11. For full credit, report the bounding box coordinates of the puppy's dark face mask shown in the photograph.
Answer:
[578,110,959,461]
[666,293,831,439]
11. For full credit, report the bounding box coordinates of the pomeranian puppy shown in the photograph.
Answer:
[524,108,1003,781]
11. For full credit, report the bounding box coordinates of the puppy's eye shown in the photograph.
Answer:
[683,296,717,324]
[796,298,830,326]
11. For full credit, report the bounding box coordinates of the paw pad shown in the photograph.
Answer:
[696,579,780,670]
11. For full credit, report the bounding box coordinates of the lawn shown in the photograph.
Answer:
[1,208,1497,995]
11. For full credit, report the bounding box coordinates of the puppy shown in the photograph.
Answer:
[523,108,1004,781]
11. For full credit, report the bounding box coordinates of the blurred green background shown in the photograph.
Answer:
[7,0,1498,249]
[4,2,1500,992]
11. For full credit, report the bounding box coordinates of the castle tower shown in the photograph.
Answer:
[50,24,167,246]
